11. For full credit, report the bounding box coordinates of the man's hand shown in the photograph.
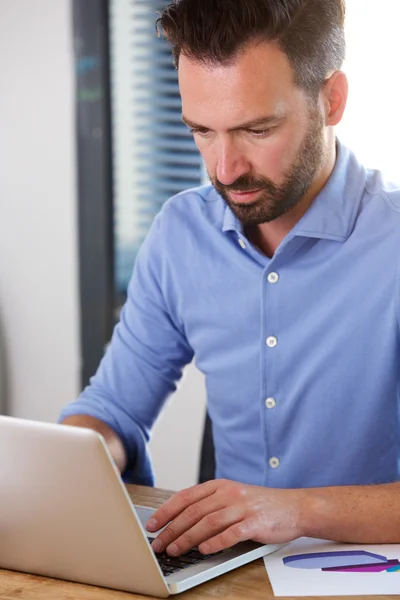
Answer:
[146,479,306,556]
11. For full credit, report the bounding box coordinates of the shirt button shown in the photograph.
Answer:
[266,336,278,348]
[267,272,279,284]
[269,457,280,469]
[265,397,276,409]
[238,238,247,249]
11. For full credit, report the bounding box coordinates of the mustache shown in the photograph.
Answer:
[212,175,278,194]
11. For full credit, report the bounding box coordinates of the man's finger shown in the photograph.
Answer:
[146,480,218,531]
[164,506,244,556]
[198,520,251,554]
[151,494,229,553]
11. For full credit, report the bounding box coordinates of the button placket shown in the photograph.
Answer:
[263,263,282,484]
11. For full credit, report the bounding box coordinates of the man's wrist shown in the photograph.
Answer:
[295,487,331,539]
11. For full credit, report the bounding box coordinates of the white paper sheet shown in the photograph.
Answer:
[263,537,400,596]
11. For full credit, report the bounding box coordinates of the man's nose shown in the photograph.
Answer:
[215,138,251,186]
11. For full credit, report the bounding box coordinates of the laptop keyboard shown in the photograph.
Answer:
[148,538,223,575]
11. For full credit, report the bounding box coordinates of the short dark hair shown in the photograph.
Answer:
[156,0,346,95]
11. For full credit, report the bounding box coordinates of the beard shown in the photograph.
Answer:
[210,105,326,226]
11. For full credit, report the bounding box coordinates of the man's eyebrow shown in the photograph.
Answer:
[181,114,285,131]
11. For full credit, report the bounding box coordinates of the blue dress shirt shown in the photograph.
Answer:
[59,141,400,488]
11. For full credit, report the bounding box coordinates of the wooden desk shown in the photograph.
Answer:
[0,485,390,600]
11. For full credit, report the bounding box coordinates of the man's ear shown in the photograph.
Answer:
[321,70,348,127]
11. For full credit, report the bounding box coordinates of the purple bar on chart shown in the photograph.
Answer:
[323,560,400,573]
[283,551,388,570]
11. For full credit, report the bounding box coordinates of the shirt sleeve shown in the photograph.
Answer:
[58,208,194,485]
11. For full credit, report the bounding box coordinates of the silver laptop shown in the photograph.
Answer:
[0,415,285,597]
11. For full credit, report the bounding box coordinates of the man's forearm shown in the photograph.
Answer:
[61,415,128,474]
[301,482,400,543]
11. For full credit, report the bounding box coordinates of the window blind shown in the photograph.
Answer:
[109,0,203,294]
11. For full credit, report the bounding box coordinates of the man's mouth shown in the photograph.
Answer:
[228,188,263,203]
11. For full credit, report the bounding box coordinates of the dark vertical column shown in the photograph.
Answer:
[198,413,216,483]
[72,0,114,388]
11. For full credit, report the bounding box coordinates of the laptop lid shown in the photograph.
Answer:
[0,416,170,597]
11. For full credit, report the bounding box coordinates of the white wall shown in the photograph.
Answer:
[0,0,81,421]
[337,0,400,180]
[149,364,206,491]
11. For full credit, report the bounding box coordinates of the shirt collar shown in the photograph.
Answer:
[220,139,367,243]
[222,200,242,234]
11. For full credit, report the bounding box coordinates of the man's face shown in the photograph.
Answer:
[179,42,327,226]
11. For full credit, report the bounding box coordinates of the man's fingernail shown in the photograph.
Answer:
[146,518,158,530]
[167,543,179,556]
[200,543,210,554]
[151,539,162,552]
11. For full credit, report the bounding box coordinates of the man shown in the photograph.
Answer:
[59,0,400,557]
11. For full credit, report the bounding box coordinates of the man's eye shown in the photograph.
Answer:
[246,129,271,137]
[190,128,211,137]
